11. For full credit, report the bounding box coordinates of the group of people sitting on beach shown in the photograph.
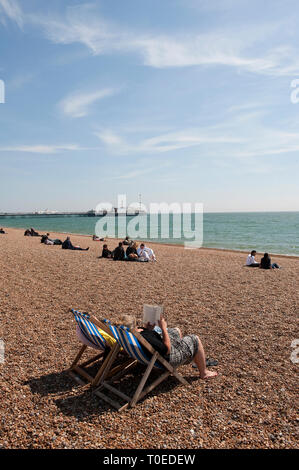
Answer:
[22,228,157,259]
[246,250,281,269]
[101,239,156,262]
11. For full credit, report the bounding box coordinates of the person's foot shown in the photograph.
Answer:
[200,369,218,379]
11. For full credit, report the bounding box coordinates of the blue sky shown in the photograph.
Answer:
[0,0,299,212]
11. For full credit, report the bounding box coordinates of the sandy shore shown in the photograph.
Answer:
[0,227,298,449]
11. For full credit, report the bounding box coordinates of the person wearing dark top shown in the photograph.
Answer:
[113,242,125,260]
[139,328,169,358]
[126,242,141,261]
[260,253,280,269]
[62,236,89,251]
[136,317,217,380]
[41,233,50,243]
[0,228,5,234]
[24,229,32,236]
[101,244,112,258]
[30,228,40,237]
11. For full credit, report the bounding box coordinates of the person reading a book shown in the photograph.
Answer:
[136,311,217,380]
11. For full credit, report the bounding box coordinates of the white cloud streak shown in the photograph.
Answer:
[59,88,117,118]
[0,0,23,28]
[10,3,298,76]
[95,108,299,161]
[0,144,80,154]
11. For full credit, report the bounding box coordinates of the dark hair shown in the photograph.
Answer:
[103,244,108,248]
[263,253,269,259]
[119,242,123,247]
[251,250,256,255]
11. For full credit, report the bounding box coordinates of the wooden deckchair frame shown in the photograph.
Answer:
[68,315,132,387]
[91,317,189,412]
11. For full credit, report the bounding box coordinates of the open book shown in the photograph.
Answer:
[143,304,163,326]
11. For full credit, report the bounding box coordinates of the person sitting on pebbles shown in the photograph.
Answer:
[131,316,218,380]
[126,241,141,261]
[0,228,6,234]
[137,243,156,261]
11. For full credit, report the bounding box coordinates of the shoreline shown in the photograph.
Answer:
[1,225,298,260]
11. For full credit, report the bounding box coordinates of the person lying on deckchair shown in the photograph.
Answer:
[136,316,217,380]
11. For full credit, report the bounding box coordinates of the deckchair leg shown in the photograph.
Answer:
[91,343,120,386]
[70,345,87,369]
[95,342,121,386]
[139,371,170,401]
[130,352,158,407]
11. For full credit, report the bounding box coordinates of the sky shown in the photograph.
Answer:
[0,0,299,212]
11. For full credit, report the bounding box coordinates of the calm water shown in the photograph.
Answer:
[1,212,298,256]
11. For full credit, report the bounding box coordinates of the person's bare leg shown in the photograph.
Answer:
[192,336,217,379]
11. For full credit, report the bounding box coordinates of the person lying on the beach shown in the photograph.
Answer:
[137,243,156,261]
[113,242,125,261]
[132,316,217,380]
[101,244,113,258]
[30,228,40,237]
[41,233,51,243]
[0,228,6,234]
[122,236,132,245]
[93,235,105,241]
[246,250,260,267]
[62,236,89,251]
[41,233,62,245]
[260,253,280,269]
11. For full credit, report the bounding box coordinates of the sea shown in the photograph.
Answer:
[0,211,298,256]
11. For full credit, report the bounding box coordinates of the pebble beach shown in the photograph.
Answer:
[0,227,298,449]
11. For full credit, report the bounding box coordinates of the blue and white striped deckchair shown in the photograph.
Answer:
[69,309,125,387]
[102,320,163,368]
[72,309,107,350]
[93,319,189,411]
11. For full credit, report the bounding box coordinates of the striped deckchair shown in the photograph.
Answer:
[93,319,189,411]
[69,309,127,387]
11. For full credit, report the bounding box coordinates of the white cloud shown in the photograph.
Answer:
[25,5,299,76]
[0,144,80,154]
[59,88,117,118]
[3,3,299,76]
[0,0,23,28]
[95,107,299,163]
[95,127,244,155]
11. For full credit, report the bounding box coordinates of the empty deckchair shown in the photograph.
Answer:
[93,319,189,411]
[69,309,126,387]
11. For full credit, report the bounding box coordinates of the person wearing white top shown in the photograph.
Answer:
[246,250,259,267]
[137,243,156,261]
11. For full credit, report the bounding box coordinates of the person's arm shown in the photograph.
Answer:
[159,317,171,354]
